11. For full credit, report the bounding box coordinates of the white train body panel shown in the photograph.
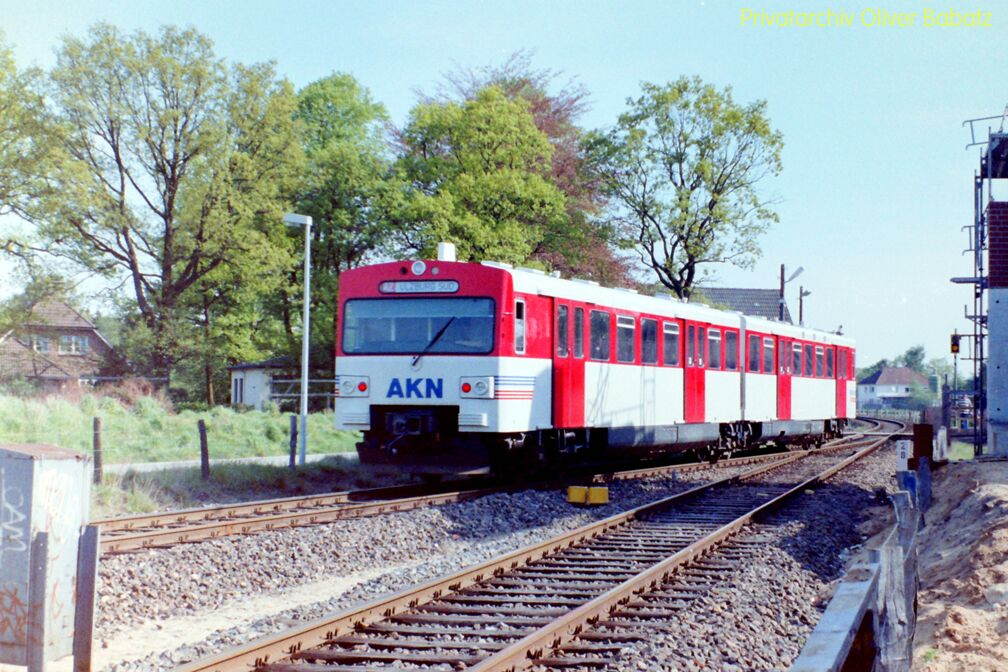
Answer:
[745,373,778,421]
[583,363,684,427]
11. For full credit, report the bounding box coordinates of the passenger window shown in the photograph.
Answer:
[747,335,760,372]
[574,308,584,358]
[804,344,814,376]
[641,319,658,364]
[515,300,526,354]
[762,337,774,374]
[698,327,706,366]
[839,349,847,379]
[556,305,568,357]
[663,323,680,366]
[708,329,721,369]
[590,310,610,360]
[617,315,635,363]
[816,346,824,377]
[793,343,802,376]
[827,348,835,377]
[725,331,738,371]
[687,325,696,366]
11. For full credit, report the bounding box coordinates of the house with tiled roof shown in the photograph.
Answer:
[0,299,121,388]
[693,287,793,323]
[857,366,931,408]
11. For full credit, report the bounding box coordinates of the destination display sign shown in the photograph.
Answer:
[378,280,460,294]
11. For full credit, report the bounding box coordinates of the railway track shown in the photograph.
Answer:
[95,448,805,555]
[174,419,904,672]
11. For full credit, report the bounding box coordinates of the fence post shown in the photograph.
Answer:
[91,417,102,485]
[73,525,100,672]
[198,419,210,480]
[289,415,297,470]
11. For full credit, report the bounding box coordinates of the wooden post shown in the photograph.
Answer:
[73,525,100,672]
[198,419,210,480]
[27,532,49,672]
[289,415,297,470]
[91,417,102,485]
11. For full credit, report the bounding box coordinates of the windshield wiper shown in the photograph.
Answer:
[412,316,456,367]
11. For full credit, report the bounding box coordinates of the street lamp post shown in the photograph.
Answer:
[284,212,313,467]
[799,286,812,326]
[779,264,804,322]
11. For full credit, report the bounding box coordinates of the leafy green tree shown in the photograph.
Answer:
[897,345,926,373]
[0,37,46,221]
[288,73,397,362]
[856,358,889,383]
[395,86,567,265]
[430,53,635,285]
[3,24,303,392]
[588,77,784,298]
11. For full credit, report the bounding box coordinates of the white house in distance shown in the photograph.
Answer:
[857,366,930,408]
[228,357,290,410]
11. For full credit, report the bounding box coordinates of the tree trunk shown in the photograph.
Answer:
[205,364,215,406]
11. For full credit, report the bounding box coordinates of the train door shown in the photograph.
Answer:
[835,347,846,418]
[777,336,792,419]
[552,300,584,427]
[684,322,706,423]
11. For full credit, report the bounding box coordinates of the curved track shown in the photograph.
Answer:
[173,419,904,672]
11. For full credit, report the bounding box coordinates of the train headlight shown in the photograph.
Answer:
[459,376,494,399]
[339,376,370,397]
[411,260,426,276]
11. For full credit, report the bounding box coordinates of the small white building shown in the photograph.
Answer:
[857,366,930,408]
[228,357,290,410]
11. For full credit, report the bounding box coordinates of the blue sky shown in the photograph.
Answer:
[1,0,1004,367]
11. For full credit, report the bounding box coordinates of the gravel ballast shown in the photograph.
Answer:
[95,446,896,671]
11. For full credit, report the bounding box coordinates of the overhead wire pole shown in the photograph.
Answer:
[285,213,313,466]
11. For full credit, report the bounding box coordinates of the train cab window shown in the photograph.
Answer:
[839,349,847,379]
[793,343,802,376]
[574,308,584,358]
[747,335,760,372]
[815,346,824,377]
[687,325,696,366]
[725,331,738,370]
[827,348,835,377]
[663,322,680,366]
[590,310,610,360]
[762,337,774,374]
[804,344,814,377]
[556,305,568,357]
[617,315,636,363]
[708,329,722,369]
[514,300,526,354]
[641,319,658,364]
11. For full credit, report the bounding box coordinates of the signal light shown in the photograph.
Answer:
[357,381,368,392]
[951,334,960,354]
[461,382,472,393]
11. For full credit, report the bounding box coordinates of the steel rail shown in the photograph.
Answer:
[474,427,903,671]
[173,431,892,672]
[97,446,818,555]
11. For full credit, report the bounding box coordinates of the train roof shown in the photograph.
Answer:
[498,262,854,348]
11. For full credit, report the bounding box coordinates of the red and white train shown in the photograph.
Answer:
[334,246,856,472]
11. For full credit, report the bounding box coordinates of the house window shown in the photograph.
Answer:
[31,335,51,352]
[663,322,680,366]
[616,315,635,363]
[590,310,610,360]
[641,319,658,365]
[514,299,526,354]
[59,335,89,354]
[905,387,910,393]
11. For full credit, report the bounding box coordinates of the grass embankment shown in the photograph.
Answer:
[0,392,379,517]
[92,460,410,519]
[0,393,358,463]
